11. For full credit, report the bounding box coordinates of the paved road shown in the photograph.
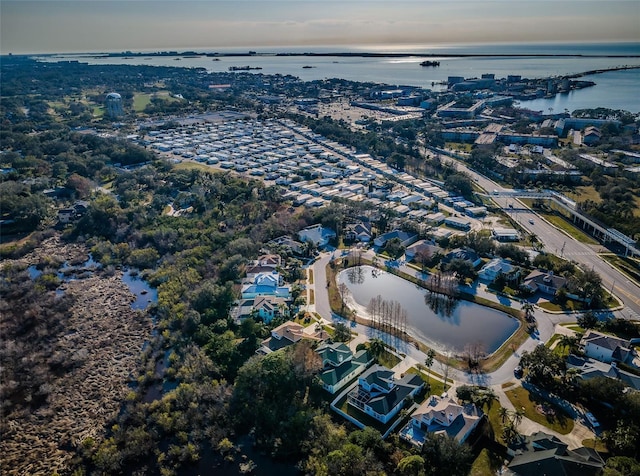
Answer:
[435,150,640,317]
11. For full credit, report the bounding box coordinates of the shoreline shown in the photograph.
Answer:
[29,51,640,59]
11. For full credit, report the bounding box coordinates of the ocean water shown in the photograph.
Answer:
[36,42,640,112]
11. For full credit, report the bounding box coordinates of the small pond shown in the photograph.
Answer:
[122,270,158,310]
[28,258,157,311]
[338,266,519,354]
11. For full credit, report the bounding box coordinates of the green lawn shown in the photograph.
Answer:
[484,401,509,445]
[133,93,152,112]
[173,161,214,172]
[505,387,574,435]
[377,348,401,369]
[470,447,504,476]
[539,213,599,245]
[405,367,448,397]
[600,254,640,284]
[538,299,586,312]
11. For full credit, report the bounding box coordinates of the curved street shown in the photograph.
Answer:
[309,251,576,386]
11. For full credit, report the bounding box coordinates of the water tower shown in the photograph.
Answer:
[105,92,124,118]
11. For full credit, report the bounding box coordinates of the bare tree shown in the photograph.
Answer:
[338,282,348,314]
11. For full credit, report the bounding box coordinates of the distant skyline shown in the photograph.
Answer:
[2,0,639,55]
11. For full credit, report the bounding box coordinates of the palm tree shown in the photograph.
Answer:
[478,388,497,410]
[498,406,509,424]
[558,334,579,353]
[521,301,535,322]
[512,408,525,427]
[368,338,386,361]
[502,420,519,445]
[424,349,436,386]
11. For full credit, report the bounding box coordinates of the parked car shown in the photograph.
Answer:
[514,365,523,378]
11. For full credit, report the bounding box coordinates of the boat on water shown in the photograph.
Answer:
[302,65,315,69]
[229,66,263,71]
[420,60,440,67]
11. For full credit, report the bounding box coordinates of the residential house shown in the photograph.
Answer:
[521,270,567,296]
[441,248,483,268]
[231,296,290,323]
[478,258,520,283]
[344,222,373,243]
[405,240,443,263]
[400,395,484,447]
[581,330,634,364]
[425,212,446,225]
[566,354,640,391]
[258,320,328,354]
[506,431,604,476]
[374,229,418,248]
[491,227,520,242]
[57,200,89,224]
[582,126,601,146]
[444,216,472,231]
[241,272,290,299]
[253,254,282,269]
[268,235,304,255]
[298,224,337,247]
[252,296,289,323]
[347,365,424,424]
[317,342,373,394]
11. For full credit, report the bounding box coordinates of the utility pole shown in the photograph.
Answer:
[560,241,566,258]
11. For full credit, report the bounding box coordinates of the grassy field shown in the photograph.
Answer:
[565,185,601,204]
[600,254,640,284]
[541,213,600,245]
[505,387,574,435]
[173,161,215,172]
[133,93,152,112]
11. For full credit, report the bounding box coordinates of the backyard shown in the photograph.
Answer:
[505,387,574,435]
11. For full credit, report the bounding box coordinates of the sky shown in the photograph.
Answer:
[1,0,639,54]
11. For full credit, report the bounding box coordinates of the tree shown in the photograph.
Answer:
[603,456,640,476]
[338,282,349,314]
[384,237,405,259]
[333,322,351,343]
[498,407,509,424]
[368,339,386,361]
[444,173,473,199]
[442,258,477,283]
[558,334,579,354]
[519,344,565,388]
[577,310,598,329]
[604,422,640,458]
[424,349,436,386]
[397,455,426,476]
[421,433,473,476]
[521,301,535,322]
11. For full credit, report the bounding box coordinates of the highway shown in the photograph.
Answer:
[438,152,640,318]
